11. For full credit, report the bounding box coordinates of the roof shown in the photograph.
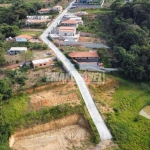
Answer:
[10,47,27,51]
[15,35,33,40]
[61,20,78,24]
[32,58,52,65]
[59,26,76,32]
[69,52,99,58]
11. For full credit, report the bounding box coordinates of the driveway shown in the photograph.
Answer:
[40,0,112,141]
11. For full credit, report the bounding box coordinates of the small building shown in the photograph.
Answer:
[61,20,78,27]
[26,16,50,25]
[26,19,48,25]
[32,58,53,68]
[58,26,76,36]
[53,5,62,13]
[7,47,27,55]
[38,8,50,14]
[69,18,83,25]
[15,35,33,42]
[69,51,99,70]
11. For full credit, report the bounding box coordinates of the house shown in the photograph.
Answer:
[14,35,33,42]
[26,16,50,25]
[7,47,27,55]
[61,20,78,27]
[53,5,62,13]
[63,14,80,20]
[38,8,50,14]
[69,51,99,69]
[58,26,77,36]
[62,14,83,24]
[69,18,83,25]
[32,58,53,68]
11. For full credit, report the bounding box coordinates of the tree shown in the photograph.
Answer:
[14,9,28,20]
[19,50,33,63]
[0,80,12,100]
[0,48,5,66]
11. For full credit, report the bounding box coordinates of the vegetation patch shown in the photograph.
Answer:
[89,76,150,150]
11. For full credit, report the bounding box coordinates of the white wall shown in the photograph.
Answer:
[59,31,75,36]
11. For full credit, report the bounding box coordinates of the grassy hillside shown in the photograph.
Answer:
[90,77,150,150]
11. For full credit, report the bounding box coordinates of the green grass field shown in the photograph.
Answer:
[90,77,150,150]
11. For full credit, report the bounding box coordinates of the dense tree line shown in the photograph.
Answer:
[0,1,42,25]
[109,0,150,81]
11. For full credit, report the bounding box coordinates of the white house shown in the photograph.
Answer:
[26,16,50,25]
[7,47,27,55]
[58,26,76,36]
[53,5,62,13]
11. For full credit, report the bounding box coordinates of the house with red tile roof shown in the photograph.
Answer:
[15,35,33,42]
[61,20,78,27]
[69,51,99,69]
[58,26,77,36]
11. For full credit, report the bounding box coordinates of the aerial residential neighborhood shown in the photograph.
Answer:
[0,0,150,150]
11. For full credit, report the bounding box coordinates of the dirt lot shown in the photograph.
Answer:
[12,66,65,91]
[79,36,106,44]
[29,82,81,110]
[5,49,55,65]
[11,114,93,150]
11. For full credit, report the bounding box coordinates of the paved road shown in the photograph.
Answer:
[40,0,112,141]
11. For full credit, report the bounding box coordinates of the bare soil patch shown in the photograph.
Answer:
[11,114,93,150]
[79,36,106,44]
[29,82,81,110]
[5,49,54,65]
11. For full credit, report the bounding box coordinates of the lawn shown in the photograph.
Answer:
[89,77,150,150]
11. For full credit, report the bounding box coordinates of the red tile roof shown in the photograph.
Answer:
[15,35,33,40]
[69,52,99,58]
[61,20,78,24]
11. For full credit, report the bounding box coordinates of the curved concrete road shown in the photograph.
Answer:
[40,0,112,141]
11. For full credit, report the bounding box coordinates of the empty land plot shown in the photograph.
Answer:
[29,82,81,109]
[11,114,93,150]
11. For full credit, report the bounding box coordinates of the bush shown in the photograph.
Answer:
[16,60,19,64]
[57,61,63,66]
